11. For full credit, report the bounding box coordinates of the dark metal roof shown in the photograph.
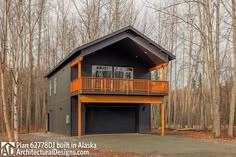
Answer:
[44,26,175,78]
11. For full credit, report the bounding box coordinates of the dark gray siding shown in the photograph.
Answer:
[71,98,86,136]
[138,104,151,133]
[71,96,78,136]
[47,63,71,135]
[82,103,86,135]
[71,66,78,80]
[82,46,150,79]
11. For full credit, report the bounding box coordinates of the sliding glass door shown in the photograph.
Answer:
[114,67,133,79]
[91,65,133,92]
[114,67,133,91]
[92,65,112,78]
[92,65,112,90]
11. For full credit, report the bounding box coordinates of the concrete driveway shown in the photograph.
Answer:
[21,133,236,157]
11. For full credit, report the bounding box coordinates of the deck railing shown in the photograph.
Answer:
[70,77,169,95]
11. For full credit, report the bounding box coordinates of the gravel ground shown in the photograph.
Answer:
[17,132,236,157]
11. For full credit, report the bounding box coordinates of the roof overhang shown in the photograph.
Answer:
[44,26,175,78]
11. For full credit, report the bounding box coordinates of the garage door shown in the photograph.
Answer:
[86,106,137,134]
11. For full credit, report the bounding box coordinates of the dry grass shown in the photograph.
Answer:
[152,129,236,142]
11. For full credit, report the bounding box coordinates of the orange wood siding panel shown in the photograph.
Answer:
[70,78,82,93]
[79,95,163,104]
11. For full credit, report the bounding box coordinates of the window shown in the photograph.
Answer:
[92,65,112,78]
[54,77,57,94]
[114,67,133,79]
[114,67,133,91]
[49,80,52,96]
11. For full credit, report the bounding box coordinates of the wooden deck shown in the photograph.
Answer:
[70,77,169,95]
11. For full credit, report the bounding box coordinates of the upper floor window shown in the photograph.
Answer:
[114,67,133,79]
[49,80,52,96]
[54,77,57,94]
[92,65,112,78]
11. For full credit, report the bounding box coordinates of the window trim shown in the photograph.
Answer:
[53,77,57,94]
[114,66,134,79]
[92,65,113,78]
[91,65,134,79]
[49,80,52,96]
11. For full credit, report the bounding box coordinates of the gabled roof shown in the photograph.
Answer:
[45,26,175,78]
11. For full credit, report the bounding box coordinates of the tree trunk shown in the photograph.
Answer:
[0,68,13,141]
[0,0,13,141]
[26,0,33,132]
[13,66,19,141]
[228,0,236,137]
[205,0,221,137]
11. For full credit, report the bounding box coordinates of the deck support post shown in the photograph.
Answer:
[77,56,83,138]
[78,56,83,92]
[78,98,82,138]
[161,67,165,81]
[161,103,165,136]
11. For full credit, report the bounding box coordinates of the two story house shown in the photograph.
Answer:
[45,26,175,138]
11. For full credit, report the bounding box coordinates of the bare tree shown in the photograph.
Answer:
[228,0,236,137]
[11,0,24,141]
[0,0,13,141]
